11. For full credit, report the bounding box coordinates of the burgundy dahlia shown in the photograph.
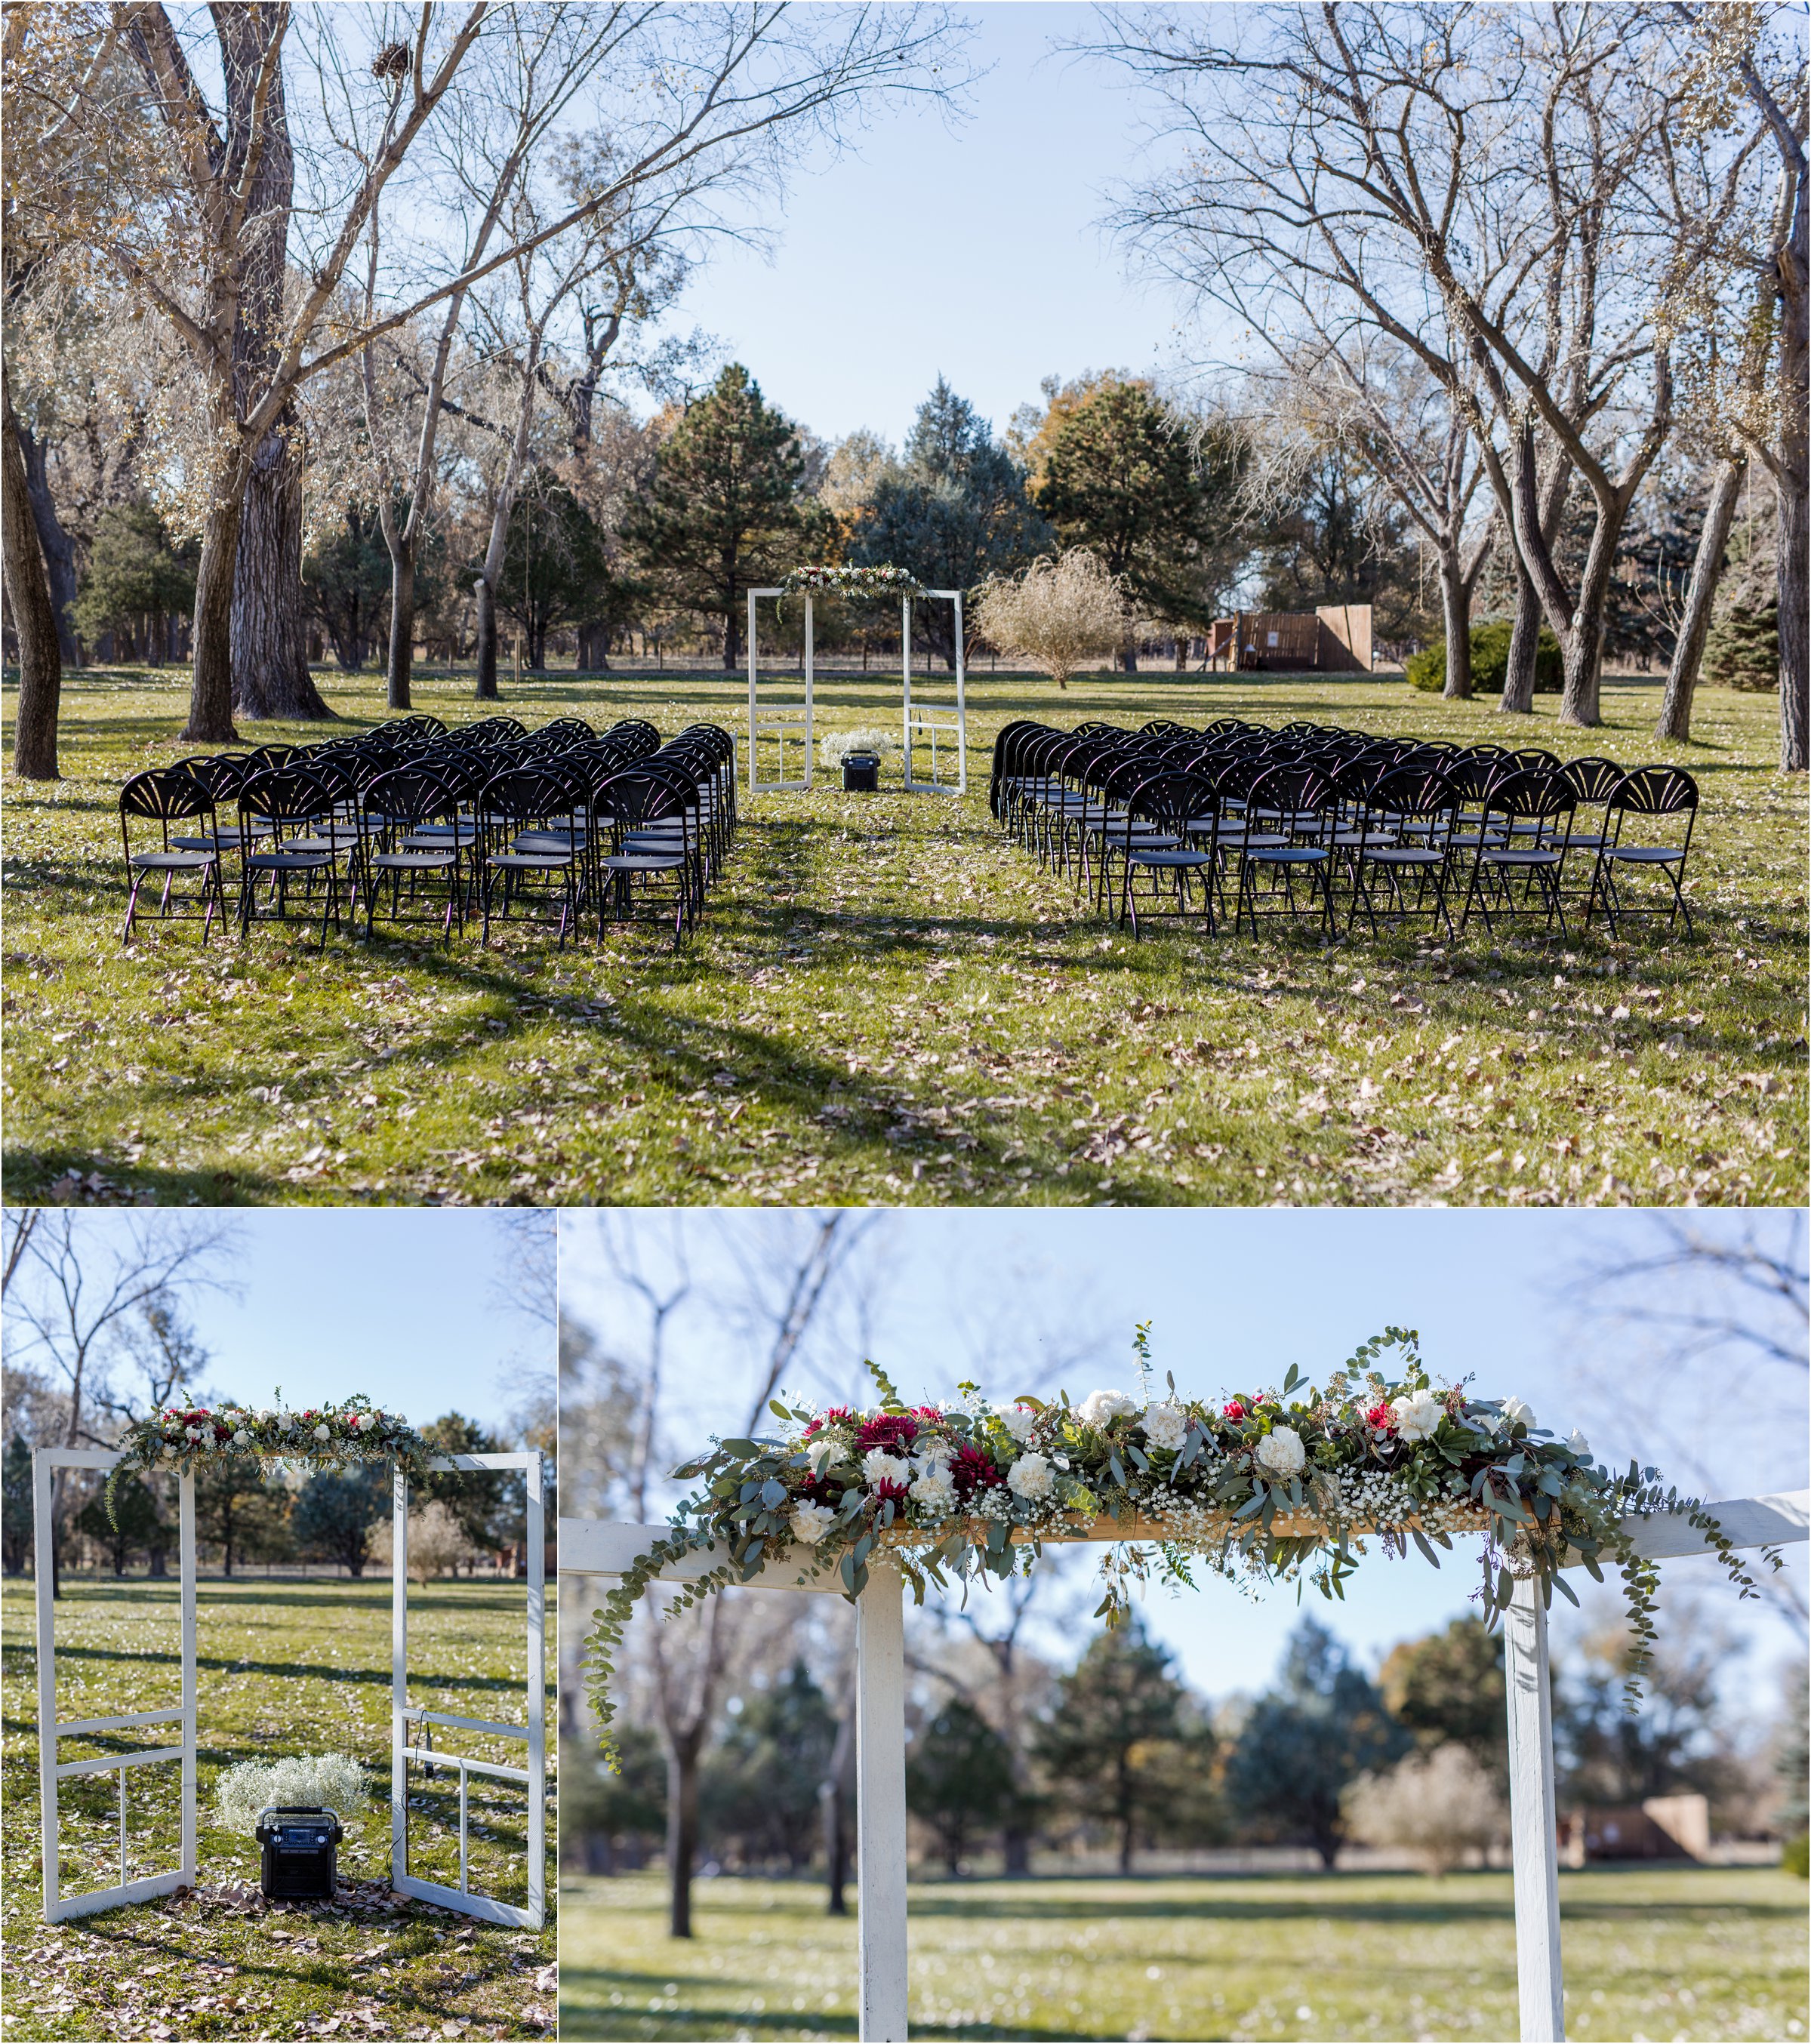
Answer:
[950,1446,1004,1501]
[870,1479,909,1506]
[855,1412,919,1455]
[802,1406,854,1441]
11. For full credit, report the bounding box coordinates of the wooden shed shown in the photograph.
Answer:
[1207,605,1372,673]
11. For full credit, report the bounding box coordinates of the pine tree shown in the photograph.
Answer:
[495,475,621,669]
[1033,1618,1215,1872]
[1035,380,1243,668]
[622,365,818,668]
[1378,1615,1508,1776]
[72,500,197,662]
[2,1435,35,1575]
[907,1697,1015,1875]
[1703,603,1780,691]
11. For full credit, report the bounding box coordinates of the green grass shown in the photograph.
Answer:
[1,1574,555,2040]
[559,1867,1809,2042]
[2,661,1803,1205]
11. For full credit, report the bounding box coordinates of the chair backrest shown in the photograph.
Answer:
[1561,756,1627,804]
[1608,765,1698,817]
[597,768,688,829]
[1247,762,1335,816]
[361,765,457,829]
[1508,748,1563,777]
[1482,769,1575,822]
[1368,765,1457,823]
[240,765,331,825]
[180,753,254,800]
[1129,770,1215,831]
[478,765,584,824]
[1446,753,1506,801]
[245,743,303,774]
[121,766,214,823]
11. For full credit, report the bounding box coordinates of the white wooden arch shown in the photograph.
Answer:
[561,1491,1809,2044]
[746,588,969,796]
[34,1446,546,1930]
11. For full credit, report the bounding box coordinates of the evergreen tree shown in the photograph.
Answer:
[494,475,621,670]
[2,1435,35,1575]
[1034,1618,1215,1873]
[622,365,820,668]
[907,1696,1014,1875]
[419,1412,519,1562]
[72,500,197,661]
[1224,1616,1409,1866]
[1378,1615,1508,1777]
[1704,603,1780,691]
[853,377,1049,669]
[1034,379,1243,668]
[302,504,396,672]
[75,1472,165,1578]
[561,1724,667,1873]
[192,1460,288,1577]
[703,1659,838,1870]
[291,1465,388,1578]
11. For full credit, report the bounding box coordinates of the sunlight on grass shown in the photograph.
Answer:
[3,662,1803,1206]
[1,1575,555,2041]
[559,1867,1809,2043]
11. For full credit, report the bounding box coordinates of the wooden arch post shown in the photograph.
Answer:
[562,1491,1808,2044]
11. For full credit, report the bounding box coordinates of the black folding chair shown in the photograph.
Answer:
[236,766,350,947]
[1586,766,1699,936]
[355,764,467,942]
[476,765,587,947]
[1458,771,1577,937]
[1234,763,1337,939]
[1349,767,1461,939]
[1113,771,1218,939]
[594,769,692,947]
[119,768,227,944]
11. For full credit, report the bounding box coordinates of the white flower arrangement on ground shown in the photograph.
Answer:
[819,727,901,766]
[584,1330,1779,1770]
[214,1753,368,1838]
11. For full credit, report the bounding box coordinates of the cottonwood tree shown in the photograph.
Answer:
[35,3,972,741]
[974,546,1130,691]
[1100,2,1766,726]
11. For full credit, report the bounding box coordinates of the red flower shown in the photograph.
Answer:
[950,1446,1003,1501]
[870,1479,909,1505]
[910,1405,945,1424]
[855,1412,919,1455]
[1366,1402,1396,1432]
[796,1471,841,1507]
[1223,1400,1249,1424]
[802,1406,853,1441]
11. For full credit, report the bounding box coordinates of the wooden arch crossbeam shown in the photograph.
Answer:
[561,1492,1809,2044]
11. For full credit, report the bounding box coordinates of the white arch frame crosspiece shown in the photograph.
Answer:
[745,588,968,796]
[561,1489,1809,2044]
[35,1446,546,1931]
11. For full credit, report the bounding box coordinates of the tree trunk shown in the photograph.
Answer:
[233,416,334,719]
[667,1738,701,1938]
[185,478,247,743]
[473,580,499,699]
[722,605,741,670]
[1438,555,1472,699]
[1120,642,1139,673]
[1119,1811,1135,1876]
[1499,554,1542,716]
[386,536,416,710]
[2,359,64,779]
[821,1700,855,1915]
[1655,456,1744,743]
[1780,463,1808,771]
[15,414,79,664]
[1173,635,1187,672]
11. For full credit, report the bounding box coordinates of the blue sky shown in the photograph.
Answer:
[644,3,1196,448]
[171,1211,550,1436]
[559,1210,1808,1710]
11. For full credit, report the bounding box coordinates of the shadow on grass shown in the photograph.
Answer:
[556,1981,1104,2044]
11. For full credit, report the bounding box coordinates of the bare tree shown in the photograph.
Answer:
[975,546,1132,691]
[2,1211,239,1595]
[1099,2,1766,726]
[1557,1212,1808,1629]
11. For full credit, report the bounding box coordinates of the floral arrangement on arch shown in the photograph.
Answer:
[584,1328,1779,1767]
[778,563,926,605]
[108,1391,435,1521]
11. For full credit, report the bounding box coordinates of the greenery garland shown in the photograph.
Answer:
[582,1329,1780,1768]
[106,1391,436,1523]
[778,563,926,605]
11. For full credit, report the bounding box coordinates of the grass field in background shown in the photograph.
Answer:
[0,1575,555,2041]
[2,662,1803,1207]
[559,1866,1809,2043]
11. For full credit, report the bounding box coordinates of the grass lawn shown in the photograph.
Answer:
[559,1866,1809,2043]
[0,1574,556,2040]
[2,661,1803,1206]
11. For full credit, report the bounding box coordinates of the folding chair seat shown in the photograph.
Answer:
[1458,771,1577,937]
[119,767,228,944]
[1586,765,1698,936]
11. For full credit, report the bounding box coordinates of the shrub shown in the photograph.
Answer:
[1703,603,1779,691]
[975,547,1130,691]
[214,1753,368,1836]
[1783,1831,1809,1879]
[367,1498,477,1581]
[1341,1741,1508,1876]
[1406,617,1561,694]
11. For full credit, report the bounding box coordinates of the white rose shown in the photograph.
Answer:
[806,1436,843,1476]
[910,1470,956,1515]
[278,1412,295,1431]
[184,1425,201,1441]
[1501,1396,1535,1430]
[355,1413,374,1432]
[1076,1389,1138,1430]
[1566,1429,1591,1457]
[1254,1426,1306,1479]
[993,1403,1039,1444]
[232,1429,251,1445]
[1141,1402,1189,1452]
[314,1423,331,1442]
[912,1442,953,1476]
[1391,1390,1444,1443]
[162,1444,179,1460]
[1007,1452,1055,1499]
[788,1501,835,1546]
[861,1448,912,1490]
